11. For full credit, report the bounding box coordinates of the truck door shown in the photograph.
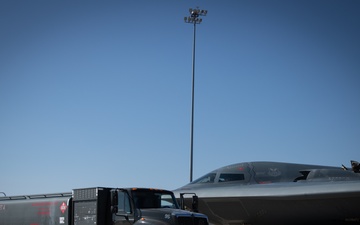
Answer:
[113,190,134,225]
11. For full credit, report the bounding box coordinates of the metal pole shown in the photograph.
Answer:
[190,22,196,182]
[184,7,207,183]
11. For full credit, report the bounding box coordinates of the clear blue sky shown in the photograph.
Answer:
[1,0,359,196]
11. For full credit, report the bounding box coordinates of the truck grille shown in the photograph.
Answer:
[177,216,208,225]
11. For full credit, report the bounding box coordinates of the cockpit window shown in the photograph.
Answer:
[219,173,245,182]
[191,173,216,184]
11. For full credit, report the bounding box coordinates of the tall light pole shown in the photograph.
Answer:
[184,7,207,182]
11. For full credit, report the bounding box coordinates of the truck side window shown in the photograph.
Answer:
[118,191,131,214]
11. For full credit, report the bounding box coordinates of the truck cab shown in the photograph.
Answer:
[111,188,207,225]
[73,187,208,225]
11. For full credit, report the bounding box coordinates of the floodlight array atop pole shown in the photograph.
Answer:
[184,8,207,24]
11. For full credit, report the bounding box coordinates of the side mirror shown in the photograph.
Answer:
[111,191,118,213]
[180,193,198,212]
[192,195,198,212]
[180,193,185,210]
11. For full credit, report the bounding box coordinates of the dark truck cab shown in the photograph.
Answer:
[110,188,206,225]
[0,187,208,225]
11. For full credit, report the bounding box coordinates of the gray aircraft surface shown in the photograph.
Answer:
[173,161,360,225]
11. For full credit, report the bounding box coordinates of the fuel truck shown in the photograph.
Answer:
[0,187,208,225]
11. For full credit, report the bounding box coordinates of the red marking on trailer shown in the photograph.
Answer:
[60,202,67,213]
[37,210,50,215]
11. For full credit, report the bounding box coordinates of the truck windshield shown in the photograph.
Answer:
[132,189,179,209]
